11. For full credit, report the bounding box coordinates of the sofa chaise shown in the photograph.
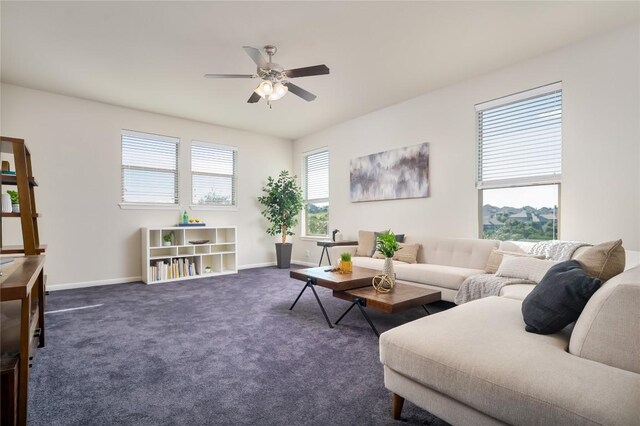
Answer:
[379,263,640,425]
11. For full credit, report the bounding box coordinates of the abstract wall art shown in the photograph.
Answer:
[350,143,429,202]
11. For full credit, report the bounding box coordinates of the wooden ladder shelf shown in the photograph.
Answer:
[1,136,46,426]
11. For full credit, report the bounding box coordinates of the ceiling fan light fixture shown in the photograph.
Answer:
[254,80,273,98]
[269,82,288,101]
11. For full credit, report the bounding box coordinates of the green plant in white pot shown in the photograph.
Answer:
[258,170,304,269]
[7,190,19,213]
[376,230,401,287]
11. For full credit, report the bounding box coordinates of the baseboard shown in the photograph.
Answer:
[48,260,316,291]
[238,262,276,270]
[291,259,317,267]
[48,276,142,291]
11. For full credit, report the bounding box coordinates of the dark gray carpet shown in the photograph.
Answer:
[28,266,452,425]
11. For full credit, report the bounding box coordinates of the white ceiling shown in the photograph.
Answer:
[1,1,638,140]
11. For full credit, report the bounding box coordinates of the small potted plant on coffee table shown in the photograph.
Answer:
[339,252,353,273]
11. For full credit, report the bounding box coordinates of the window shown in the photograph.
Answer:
[121,130,179,205]
[303,149,329,237]
[191,142,237,207]
[477,83,561,241]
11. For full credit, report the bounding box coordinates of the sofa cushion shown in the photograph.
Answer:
[570,264,640,374]
[522,260,601,335]
[423,238,499,269]
[574,239,625,281]
[354,230,376,257]
[485,249,544,274]
[351,256,404,271]
[355,230,405,257]
[393,263,486,291]
[393,243,420,264]
[351,257,484,291]
[380,296,640,426]
[499,284,535,301]
[495,256,558,283]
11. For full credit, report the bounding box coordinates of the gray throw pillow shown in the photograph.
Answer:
[521,260,601,335]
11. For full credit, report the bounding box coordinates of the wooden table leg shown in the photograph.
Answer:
[392,392,404,420]
[17,295,31,425]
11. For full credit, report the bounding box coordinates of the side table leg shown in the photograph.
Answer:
[318,247,327,266]
[422,305,431,315]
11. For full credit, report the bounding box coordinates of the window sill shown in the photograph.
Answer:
[119,203,181,210]
[190,205,239,212]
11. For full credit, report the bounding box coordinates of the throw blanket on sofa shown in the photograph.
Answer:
[529,240,590,261]
[454,274,534,305]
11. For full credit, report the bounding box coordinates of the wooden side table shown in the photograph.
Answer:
[316,240,358,266]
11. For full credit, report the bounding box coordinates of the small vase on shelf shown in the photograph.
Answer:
[1,194,11,213]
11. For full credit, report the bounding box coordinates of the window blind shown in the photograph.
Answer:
[191,142,237,206]
[121,130,179,204]
[476,84,562,189]
[305,150,329,201]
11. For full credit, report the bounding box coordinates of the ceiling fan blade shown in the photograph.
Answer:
[247,92,261,103]
[285,82,317,102]
[204,73,257,79]
[242,46,269,69]
[284,64,330,78]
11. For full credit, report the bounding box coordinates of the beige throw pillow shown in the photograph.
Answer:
[495,256,559,283]
[575,239,625,281]
[373,243,421,264]
[485,249,545,274]
[355,230,376,257]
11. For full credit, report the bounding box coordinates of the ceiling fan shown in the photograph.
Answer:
[204,45,330,106]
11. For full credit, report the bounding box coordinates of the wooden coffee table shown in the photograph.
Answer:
[289,266,379,328]
[332,283,441,337]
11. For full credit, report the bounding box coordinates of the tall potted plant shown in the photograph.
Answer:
[258,170,304,268]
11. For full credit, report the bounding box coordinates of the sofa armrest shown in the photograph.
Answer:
[328,245,358,266]
[569,264,640,374]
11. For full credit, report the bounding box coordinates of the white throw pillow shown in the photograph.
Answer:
[495,255,559,283]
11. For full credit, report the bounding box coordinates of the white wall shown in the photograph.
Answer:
[292,24,640,264]
[1,84,292,288]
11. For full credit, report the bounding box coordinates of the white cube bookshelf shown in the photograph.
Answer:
[141,226,238,284]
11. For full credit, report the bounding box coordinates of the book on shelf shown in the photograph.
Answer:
[149,257,199,282]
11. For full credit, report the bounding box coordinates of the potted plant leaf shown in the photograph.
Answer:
[7,190,19,213]
[376,230,401,286]
[258,170,304,268]
[162,231,174,246]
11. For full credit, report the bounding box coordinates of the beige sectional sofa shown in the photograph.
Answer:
[330,234,639,423]
[379,264,640,425]
[328,236,592,302]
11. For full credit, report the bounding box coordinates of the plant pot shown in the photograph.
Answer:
[12,204,19,214]
[275,242,292,269]
[383,257,396,286]
[339,260,352,273]
[162,241,171,246]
